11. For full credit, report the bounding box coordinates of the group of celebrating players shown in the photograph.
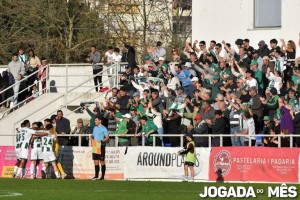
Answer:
[13,119,67,179]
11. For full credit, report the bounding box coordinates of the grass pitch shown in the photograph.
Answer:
[0,178,298,200]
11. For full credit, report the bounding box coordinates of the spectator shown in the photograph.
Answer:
[70,118,89,146]
[17,47,29,67]
[123,113,138,146]
[261,87,279,120]
[112,113,129,146]
[249,87,262,134]
[228,92,242,146]
[55,110,71,145]
[38,59,49,93]
[278,98,294,135]
[116,87,130,114]
[190,114,209,147]
[236,112,256,146]
[124,44,136,67]
[138,116,159,146]
[102,107,117,147]
[257,40,270,58]
[206,110,225,147]
[166,109,182,147]
[85,103,100,131]
[87,45,102,92]
[250,60,263,95]
[173,64,191,95]
[0,71,12,108]
[27,49,40,88]
[269,39,280,58]
[7,53,25,108]
[243,39,254,59]
[148,41,166,63]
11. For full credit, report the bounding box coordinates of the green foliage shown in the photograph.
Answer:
[0,0,105,64]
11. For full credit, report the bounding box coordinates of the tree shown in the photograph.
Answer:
[0,0,105,64]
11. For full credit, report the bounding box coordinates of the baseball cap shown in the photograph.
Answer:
[132,92,139,97]
[158,57,165,61]
[194,114,202,120]
[184,62,192,68]
[252,49,259,54]
[144,55,151,61]
[263,116,270,121]
[250,60,258,66]
[115,112,123,119]
[77,118,83,123]
[122,113,132,119]
[191,77,199,82]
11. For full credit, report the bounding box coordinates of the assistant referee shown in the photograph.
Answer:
[91,116,109,180]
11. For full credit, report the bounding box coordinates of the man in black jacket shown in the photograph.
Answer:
[124,44,136,67]
[249,86,263,134]
[206,110,225,147]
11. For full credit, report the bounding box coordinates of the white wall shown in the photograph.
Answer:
[192,0,300,56]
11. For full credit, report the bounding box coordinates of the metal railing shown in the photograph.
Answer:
[12,62,126,127]
[0,65,49,118]
[19,134,300,148]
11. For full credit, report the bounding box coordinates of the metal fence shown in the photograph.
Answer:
[2,134,298,148]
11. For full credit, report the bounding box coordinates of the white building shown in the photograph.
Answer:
[192,0,300,56]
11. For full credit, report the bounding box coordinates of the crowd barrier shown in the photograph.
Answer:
[0,146,299,183]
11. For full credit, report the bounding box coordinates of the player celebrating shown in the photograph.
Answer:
[29,122,44,179]
[12,122,24,178]
[40,124,61,179]
[178,132,196,182]
[14,120,49,178]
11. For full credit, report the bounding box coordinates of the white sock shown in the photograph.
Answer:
[30,163,35,176]
[16,168,22,177]
[35,166,39,177]
[185,176,188,180]
[13,166,18,174]
[55,171,60,178]
[42,166,46,172]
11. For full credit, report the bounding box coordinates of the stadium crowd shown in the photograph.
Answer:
[70,35,300,148]
[2,35,300,149]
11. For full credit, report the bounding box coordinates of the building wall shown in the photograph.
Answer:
[192,0,300,56]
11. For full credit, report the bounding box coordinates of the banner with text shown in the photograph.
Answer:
[0,146,43,178]
[58,146,126,179]
[0,146,126,180]
[124,147,211,180]
[209,147,300,183]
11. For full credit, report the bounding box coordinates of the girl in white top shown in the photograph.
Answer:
[266,69,282,94]
[146,101,163,134]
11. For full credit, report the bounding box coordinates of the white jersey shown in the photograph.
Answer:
[18,127,36,150]
[41,135,56,153]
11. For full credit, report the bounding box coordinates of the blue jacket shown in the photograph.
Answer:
[173,69,191,87]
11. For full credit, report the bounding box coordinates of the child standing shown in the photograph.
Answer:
[178,132,196,182]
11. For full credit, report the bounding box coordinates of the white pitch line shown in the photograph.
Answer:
[0,191,23,198]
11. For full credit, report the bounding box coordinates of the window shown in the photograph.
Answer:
[255,0,281,28]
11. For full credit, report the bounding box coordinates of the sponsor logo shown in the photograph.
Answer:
[213,150,231,176]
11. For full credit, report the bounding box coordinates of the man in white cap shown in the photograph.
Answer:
[187,76,199,98]
[184,62,197,77]
[123,113,138,146]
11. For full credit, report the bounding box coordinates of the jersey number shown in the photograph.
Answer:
[16,133,25,142]
[43,138,53,146]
